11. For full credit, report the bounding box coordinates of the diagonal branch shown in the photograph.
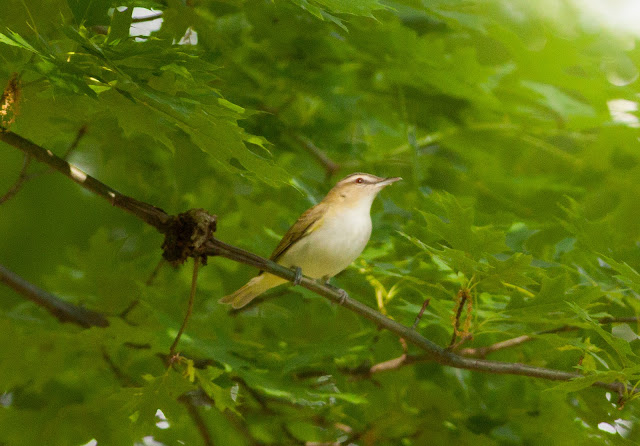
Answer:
[0,263,214,444]
[288,133,340,177]
[132,12,163,23]
[0,263,108,328]
[0,129,635,396]
[0,154,31,204]
[458,318,640,358]
[0,131,170,230]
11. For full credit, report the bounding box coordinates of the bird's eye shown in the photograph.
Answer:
[355,178,364,184]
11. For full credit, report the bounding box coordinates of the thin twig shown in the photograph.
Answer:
[170,257,200,356]
[411,299,430,330]
[178,393,214,446]
[1,260,212,446]
[458,335,534,358]
[131,12,163,23]
[24,124,87,182]
[449,333,473,351]
[102,346,138,387]
[449,289,468,348]
[119,300,139,320]
[2,129,638,396]
[370,354,408,374]
[458,318,639,358]
[145,259,165,286]
[62,124,87,159]
[0,263,108,328]
[370,317,640,372]
[0,154,31,204]
[290,133,340,177]
[0,130,171,230]
[1,125,86,205]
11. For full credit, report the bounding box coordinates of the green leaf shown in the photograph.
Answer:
[567,302,639,368]
[0,30,40,53]
[522,81,596,121]
[419,192,508,257]
[106,6,133,44]
[66,0,113,26]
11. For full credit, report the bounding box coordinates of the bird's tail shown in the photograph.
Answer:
[218,274,287,309]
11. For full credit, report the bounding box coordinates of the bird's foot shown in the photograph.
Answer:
[336,288,349,305]
[319,278,349,305]
[291,266,303,286]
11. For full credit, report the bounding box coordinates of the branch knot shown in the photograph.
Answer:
[162,209,217,266]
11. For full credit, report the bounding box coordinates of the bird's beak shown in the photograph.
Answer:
[376,177,402,187]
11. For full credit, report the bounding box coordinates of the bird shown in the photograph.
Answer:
[219,173,401,308]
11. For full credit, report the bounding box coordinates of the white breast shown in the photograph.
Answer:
[279,205,372,279]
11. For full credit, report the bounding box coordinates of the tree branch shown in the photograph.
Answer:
[410,299,430,330]
[458,335,532,358]
[288,133,340,177]
[0,259,214,444]
[458,318,640,358]
[131,12,163,23]
[0,130,170,231]
[0,263,108,328]
[0,154,31,204]
[178,392,214,446]
[0,129,635,396]
[204,239,633,394]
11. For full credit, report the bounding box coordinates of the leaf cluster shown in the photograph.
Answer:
[2,0,640,445]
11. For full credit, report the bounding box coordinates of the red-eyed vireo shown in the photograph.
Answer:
[219,173,401,308]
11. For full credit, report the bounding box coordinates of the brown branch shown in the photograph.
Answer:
[368,318,640,374]
[178,393,214,446]
[459,334,538,358]
[1,125,87,201]
[132,12,163,23]
[289,133,340,177]
[145,259,165,286]
[62,124,87,159]
[369,354,409,374]
[1,129,637,396]
[102,346,138,387]
[410,299,430,330]
[0,125,85,205]
[0,263,109,328]
[0,130,170,231]
[449,288,471,348]
[207,238,631,393]
[0,257,213,445]
[459,318,640,358]
[0,154,31,204]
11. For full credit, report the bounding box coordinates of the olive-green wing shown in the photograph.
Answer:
[269,202,326,263]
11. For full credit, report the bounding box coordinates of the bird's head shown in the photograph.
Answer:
[324,173,402,209]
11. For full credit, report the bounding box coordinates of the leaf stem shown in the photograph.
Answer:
[170,257,200,356]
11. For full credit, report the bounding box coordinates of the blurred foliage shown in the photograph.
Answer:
[2,0,640,444]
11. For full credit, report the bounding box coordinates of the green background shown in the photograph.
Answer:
[2,0,640,444]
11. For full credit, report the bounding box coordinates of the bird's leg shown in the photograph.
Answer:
[320,276,349,305]
[291,266,303,286]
